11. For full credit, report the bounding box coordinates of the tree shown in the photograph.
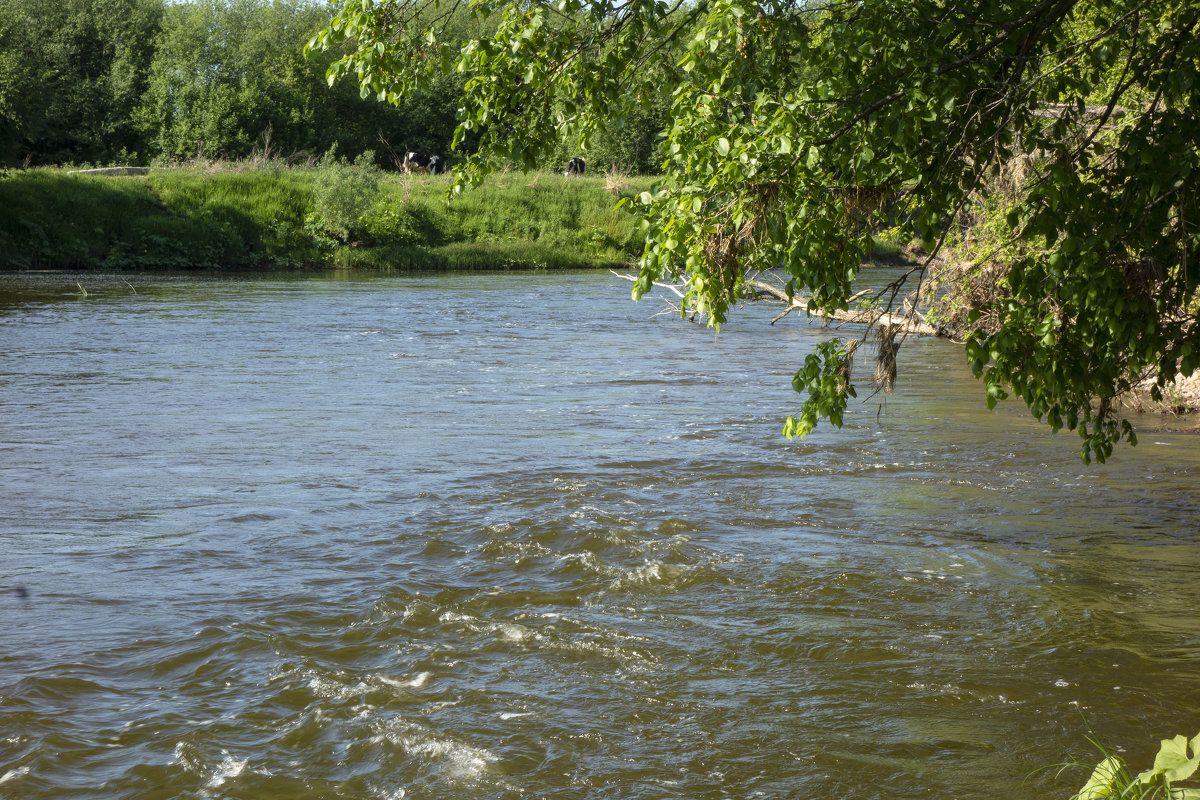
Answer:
[315,0,1200,462]
[132,0,464,165]
[134,0,338,160]
[0,0,162,166]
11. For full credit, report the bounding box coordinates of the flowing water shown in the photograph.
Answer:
[1,270,1198,800]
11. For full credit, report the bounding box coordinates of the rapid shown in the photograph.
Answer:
[2,270,1198,799]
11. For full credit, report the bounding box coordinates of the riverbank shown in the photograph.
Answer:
[920,245,1200,421]
[0,163,653,271]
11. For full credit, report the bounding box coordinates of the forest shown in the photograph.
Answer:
[0,0,667,172]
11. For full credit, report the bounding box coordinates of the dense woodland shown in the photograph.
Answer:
[0,0,668,172]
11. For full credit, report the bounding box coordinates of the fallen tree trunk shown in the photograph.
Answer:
[746,280,945,337]
[611,271,947,337]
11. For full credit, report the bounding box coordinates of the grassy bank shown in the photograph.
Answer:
[0,164,654,271]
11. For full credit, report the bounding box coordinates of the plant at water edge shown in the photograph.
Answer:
[1069,731,1200,799]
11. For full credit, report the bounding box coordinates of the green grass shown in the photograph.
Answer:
[867,226,913,263]
[0,170,166,268]
[0,165,654,271]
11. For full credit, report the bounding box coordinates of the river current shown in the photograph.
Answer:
[1,270,1198,800]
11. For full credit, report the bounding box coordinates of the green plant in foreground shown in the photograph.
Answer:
[1072,732,1200,800]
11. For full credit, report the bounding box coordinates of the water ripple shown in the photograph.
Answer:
[3,272,1200,799]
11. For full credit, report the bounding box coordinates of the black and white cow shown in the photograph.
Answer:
[564,157,586,176]
[403,152,443,174]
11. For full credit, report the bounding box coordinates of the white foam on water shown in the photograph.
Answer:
[308,674,369,700]
[205,751,248,789]
[545,637,659,672]
[407,737,498,782]
[609,560,693,592]
[306,674,341,698]
[438,610,477,628]
[556,550,610,575]
[0,766,31,784]
[499,711,534,720]
[435,610,541,646]
[904,682,1024,705]
[171,743,253,794]
[630,562,665,582]
[172,741,203,774]
[495,622,533,642]
[372,788,407,800]
[373,719,500,786]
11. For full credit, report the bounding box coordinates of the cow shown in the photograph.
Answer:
[564,157,586,176]
[403,152,443,174]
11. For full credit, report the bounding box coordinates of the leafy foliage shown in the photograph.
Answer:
[311,149,382,241]
[133,0,421,163]
[1073,731,1200,800]
[317,0,1200,461]
[0,0,483,168]
[0,0,161,165]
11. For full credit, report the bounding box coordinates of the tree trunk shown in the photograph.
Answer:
[746,280,944,337]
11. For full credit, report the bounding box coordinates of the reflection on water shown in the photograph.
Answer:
[2,270,1199,800]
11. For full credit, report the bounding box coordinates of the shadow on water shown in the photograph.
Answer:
[1,270,1198,800]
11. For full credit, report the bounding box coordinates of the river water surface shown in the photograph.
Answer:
[2,270,1198,800]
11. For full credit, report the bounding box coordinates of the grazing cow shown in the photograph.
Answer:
[403,152,443,174]
[564,157,586,176]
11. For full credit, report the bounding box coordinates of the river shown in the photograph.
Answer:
[2,270,1198,800]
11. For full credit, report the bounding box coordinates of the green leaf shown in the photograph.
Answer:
[1076,756,1123,800]
[717,137,730,156]
[783,415,798,438]
[1136,734,1200,785]
[778,135,792,154]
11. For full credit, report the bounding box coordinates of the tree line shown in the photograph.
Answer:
[0,0,669,172]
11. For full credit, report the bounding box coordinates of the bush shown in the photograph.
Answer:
[310,150,381,242]
[363,198,450,248]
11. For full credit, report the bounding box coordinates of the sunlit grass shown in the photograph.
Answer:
[0,164,653,271]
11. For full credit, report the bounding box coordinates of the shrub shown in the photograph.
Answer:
[310,150,380,242]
